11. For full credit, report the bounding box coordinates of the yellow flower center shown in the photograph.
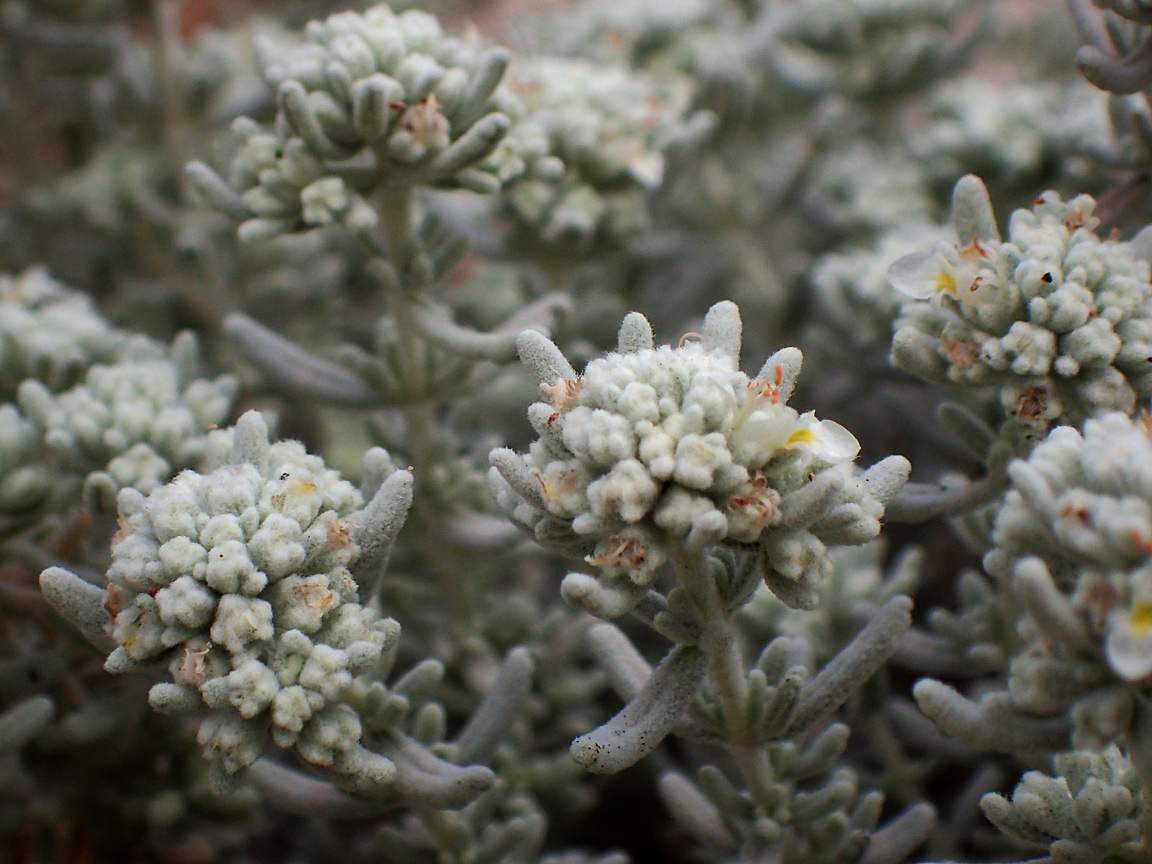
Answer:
[785,427,817,448]
[934,270,956,294]
[1130,601,1152,633]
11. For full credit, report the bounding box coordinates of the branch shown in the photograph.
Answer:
[1077,33,1152,95]
[223,312,379,408]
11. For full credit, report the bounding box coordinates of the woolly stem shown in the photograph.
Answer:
[675,550,775,807]
[374,177,436,476]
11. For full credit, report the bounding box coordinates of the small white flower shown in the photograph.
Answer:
[889,250,952,300]
[888,239,987,301]
[1106,596,1152,681]
[731,404,859,466]
[783,413,861,463]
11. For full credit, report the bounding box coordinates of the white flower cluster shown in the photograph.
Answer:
[993,413,1152,679]
[981,745,1144,862]
[16,338,239,495]
[912,79,1107,193]
[490,302,908,608]
[499,57,705,247]
[0,267,127,398]
[547,0,718,65]
[216,118,384,244]
[986,412,1152,743]
[760,0,975,99]
[804,143,935,238]
[193,4,538,243]
[259,4,502,161]
[0,270,238,515]
[890,179,1152,426]
[0,403,53,515]
[104,412,404,781]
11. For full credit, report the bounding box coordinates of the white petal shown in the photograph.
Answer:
[783,413,860,462]
[730,407,798,463]
[1106,614,1152,681]
[888,251,945,300]
[811,419,861,462]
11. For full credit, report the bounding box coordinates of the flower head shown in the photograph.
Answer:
[102,411,405,783]
[491,302,908,609]
[890,177,1152,426]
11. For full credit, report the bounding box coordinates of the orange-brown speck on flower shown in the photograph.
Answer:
[401,93,443,139]
[541,376,583,413]
[1137,409,1152,439]
[324,518,354,549]
[1132,530,1152,556]
[747,366,784,405]
[1060,502,1089,522]
[1014,385,1048,422]
[1082,581,1119,618]
[176,643,213,685]
[959,236,989,261]
[293,582,336,616]
[727,471,777,527]
[727,494,775,525]
[586,535,649,570]
[942,335,980,371]
[103,586,126,618]
[111,517,132,545]
[536,468,579,504]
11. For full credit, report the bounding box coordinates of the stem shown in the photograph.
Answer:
[675,550,776,808]
[373,176,436,471]
[375,176,415,286]
[153,0,187,173]
[371,175,471,619]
